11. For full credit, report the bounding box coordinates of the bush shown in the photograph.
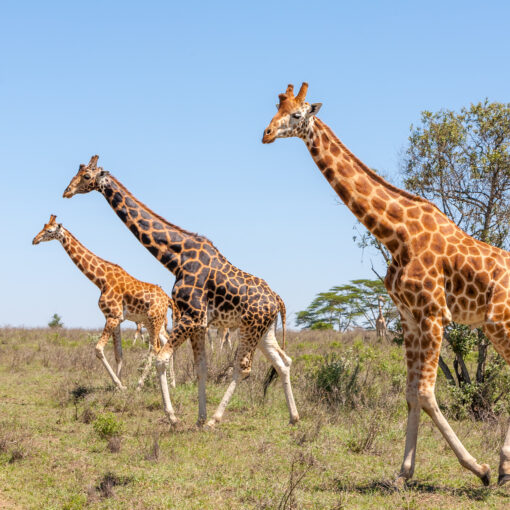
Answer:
[93,413,123,440]
[313,353,362,408]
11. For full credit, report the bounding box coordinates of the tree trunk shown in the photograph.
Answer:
[453,352,471,386]
[438,355,456,386]
[476,330,489,384]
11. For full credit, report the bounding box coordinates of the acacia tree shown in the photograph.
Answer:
[296,279,398,333]
[402,100,510,418]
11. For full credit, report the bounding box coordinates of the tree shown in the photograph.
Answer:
[296,279,398,333]
[48,313,63,329]
[402,100,510,419]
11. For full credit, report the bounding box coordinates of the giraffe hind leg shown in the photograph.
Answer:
[483,321,510,485]
[96,317,125,390]
[113,324,123,377]
[398,314,489,486]
[258,325,299,424]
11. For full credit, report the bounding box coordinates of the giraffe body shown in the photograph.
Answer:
[261,83,510,485]
[33,215,177,390]
[63,159,298,427]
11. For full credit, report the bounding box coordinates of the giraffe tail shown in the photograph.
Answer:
[276,294,286,351]
[263,294,286,397]
[168,296,180,324]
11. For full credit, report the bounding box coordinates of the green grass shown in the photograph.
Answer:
[0,327,510,509]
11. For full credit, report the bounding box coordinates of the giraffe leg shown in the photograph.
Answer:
[133,323,142,346]
[397,314,490,485]
[208,328,215,352]
[226,329,233,350]
[258,324,299,424]
[482,321,510,485]
[112,324,123,378]
[206,352,242,428]
[191,331,208,426]
[155,321,197,425]
[217,328,225,351]
[159,326,176,388]
[95,317,125,390]
[498,419,510,486]
[206,328,257,428]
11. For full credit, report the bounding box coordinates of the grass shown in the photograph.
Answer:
[0,327,510,508]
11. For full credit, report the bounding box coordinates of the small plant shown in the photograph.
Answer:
[48,313,64,328]
[93,413,123,440]
[278,451,315,510]
[314,352,361,407]
[345,411,383,454]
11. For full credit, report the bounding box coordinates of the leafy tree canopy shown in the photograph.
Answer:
[296,279,398,332]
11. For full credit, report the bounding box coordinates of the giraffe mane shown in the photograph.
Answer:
[317,120,442,211]
[109,174,222,252]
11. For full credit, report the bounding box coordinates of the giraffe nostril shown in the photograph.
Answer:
[266,129,271,135]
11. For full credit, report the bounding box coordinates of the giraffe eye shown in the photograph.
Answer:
[83,174,91,180]
[292,113,301,119]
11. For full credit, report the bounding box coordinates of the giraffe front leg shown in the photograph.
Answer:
[206,330,254,428]
[96,317,125,390]
[155,322,193,425]
[191,331,208,426]
[159,326,176,388]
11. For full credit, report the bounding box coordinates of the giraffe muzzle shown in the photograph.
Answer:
[262,128,276,144]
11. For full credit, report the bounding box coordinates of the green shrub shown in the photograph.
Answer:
[93,413,123,439]
[313,353,361,408]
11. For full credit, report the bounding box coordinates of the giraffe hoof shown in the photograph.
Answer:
[498,474,510,486]
[204,419,217,430]
[393,476,407,491]
[479,464,491,486]
[289,415,300,425]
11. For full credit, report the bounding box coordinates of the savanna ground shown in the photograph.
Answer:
[1,327,510,509]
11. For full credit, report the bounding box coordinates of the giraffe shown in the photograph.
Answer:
[32,215,177,390]
[62,156,299,428]
[208,326,235,352]
[133,322,146,346]
[376,295,387,341]
[260,82,510,486]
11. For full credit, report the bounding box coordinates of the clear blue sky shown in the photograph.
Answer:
[1,1,509,328]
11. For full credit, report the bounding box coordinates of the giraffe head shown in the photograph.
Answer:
[262,82,322,144]
[32,215,63,245]
[63,155,106,198]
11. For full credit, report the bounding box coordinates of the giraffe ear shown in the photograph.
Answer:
[309,103,322,116]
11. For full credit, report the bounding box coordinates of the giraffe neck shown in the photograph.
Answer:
[59,228,107,289]
[302,118,431,259]
[97,173,204,275]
